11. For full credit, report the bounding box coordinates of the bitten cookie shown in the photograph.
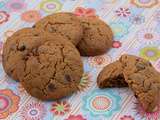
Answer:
[97,61,128,88]
[33,12,83,45]
[120,54,160,112]
[77,17,113,56]
[2,28,49,81]
[3,33,83,100]
[97,54,160,112]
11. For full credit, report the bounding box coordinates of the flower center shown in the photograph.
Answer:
[94,57,104,65]
[11,3,22,9]
[139,0,151,4]
[144,33,153,40]
[134,17,140,21]
[46,4,56,9]
[91,96,111,111]
[56,105,64,111]
[146,50,155,57]
[0,96,9,112]
[29,109,38,116]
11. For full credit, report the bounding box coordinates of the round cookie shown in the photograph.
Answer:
[2,28,50,81]
[33,12,83,45]
[77,17,113,56]
[3,34,83,100]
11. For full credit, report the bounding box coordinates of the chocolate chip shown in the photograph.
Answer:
[48,83,56,91]
[23,56,28,60]
[148,62,152,66]
[64,74,71,83]
[19,45,26,51]
[136,58,140,61]
[135,94,138,98]
[32,25,36,28]
[34,34,39,36]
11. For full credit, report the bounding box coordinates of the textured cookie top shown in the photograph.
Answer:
[2,28,53,80]
[119,54,152,74]
[9,27,44,38]
[34,12,83,45]
[77,17,113,56]
[120,54,160,112]
[3,33,83,100]
[97,54,160,112]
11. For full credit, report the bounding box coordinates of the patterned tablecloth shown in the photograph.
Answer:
[0,0,160,120]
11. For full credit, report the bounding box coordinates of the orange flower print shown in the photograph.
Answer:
[74,7,97,18]
[21,10,41,23]
[0,89,20,119]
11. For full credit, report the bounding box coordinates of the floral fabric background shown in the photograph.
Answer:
[0,0,160,120]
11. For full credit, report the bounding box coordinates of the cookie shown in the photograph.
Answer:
[120,54,160,112]
[77,17,113,56]
[33,12,83,45]
[97,54,160,112]
[2,28,49,81]
[97,61,128,88]
[3,33,83,100]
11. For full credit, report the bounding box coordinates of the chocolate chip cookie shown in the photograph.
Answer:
[120,54,160,112]
[33,12,83,45]
[97,61,127,88]
[77,17,113,56]
[97,54,160,112]
[2,28,50,81]
[3,33,83,100]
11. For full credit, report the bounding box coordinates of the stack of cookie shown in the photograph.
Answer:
[2,13,113,100]
[97,54,160,112]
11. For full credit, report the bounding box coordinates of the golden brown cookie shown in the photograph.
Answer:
[97,61,128,88]
[120,54,160,112]
[2,28,50,81]
[3,33,83,100]
[77,17,113,56]
[8,27,44,37]
[97,54,160,112]
[33,12,83,45]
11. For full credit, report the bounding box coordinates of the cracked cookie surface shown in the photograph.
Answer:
[2,27,50,81]
[120,54,160,112]
[97,54,160,112]
[77,17,113,56]
[3,33,83,100]
[33,12,83,45]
